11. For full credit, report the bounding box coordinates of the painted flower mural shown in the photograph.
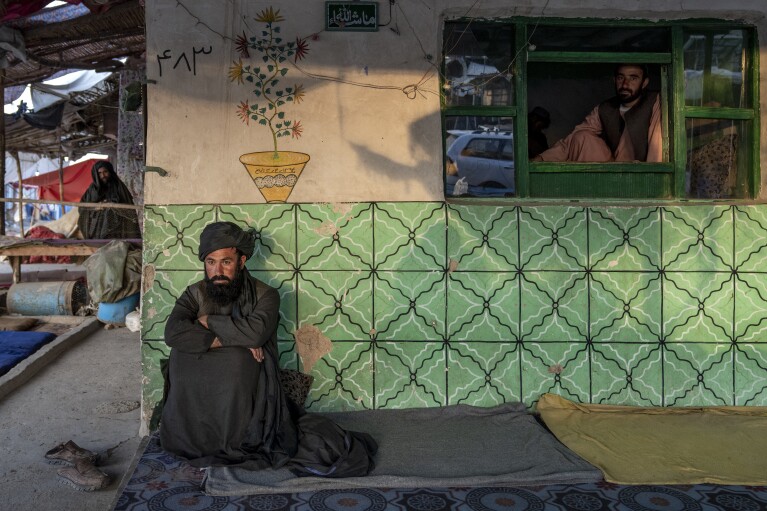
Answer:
[229,6,310,203]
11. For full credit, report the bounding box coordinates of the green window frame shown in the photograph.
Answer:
[442,19,760,200]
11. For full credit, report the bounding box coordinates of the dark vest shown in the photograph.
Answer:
[598,91,658,161]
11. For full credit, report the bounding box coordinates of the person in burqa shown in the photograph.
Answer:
[161,221,377,476]
[77,160,141,239]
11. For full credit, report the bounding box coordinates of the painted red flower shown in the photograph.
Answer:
[294,36,310,62]
[290,120,303,138]
[235,32,249,58]
[236,100,250,125]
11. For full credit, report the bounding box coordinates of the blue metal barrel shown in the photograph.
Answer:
[7,280,89,316]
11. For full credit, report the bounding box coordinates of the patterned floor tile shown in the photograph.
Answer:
[374,341,446,408]
[141,341,170,430]
[733,273,767,343]
[373,203,446,270]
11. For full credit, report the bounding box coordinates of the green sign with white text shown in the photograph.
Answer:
[326,2,378,32]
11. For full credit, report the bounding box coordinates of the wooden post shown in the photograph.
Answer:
[0,68,6,235]
[12,151,24,237]
[58,128,65,204]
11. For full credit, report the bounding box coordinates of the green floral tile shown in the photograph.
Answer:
[734,206,767,271]
[251,271,297,342]
[447,205,519,271]
[374,271,446,341]
[733,344,767,405]
[591,343,662,405]
[662,206,733,271]
[143,205,216,269]
[520,342,590,405]
[663,343,734,406]
[296,203,373,270]
[589,207,661,270]
[374,203,446,270]
[447,272,519,341]
[375,341,445,408]
[663,272,734,342]
[142,270,202,340]
[278,341,299,370]
[519,207,587,271]
[305,342,373,412]
[447,342,521,406]
[519,271,588,342]
[218,204,297,271]
[590,271,662,342]
[297,271,373,341]
[734,273,767,343]
[141,341,170,430]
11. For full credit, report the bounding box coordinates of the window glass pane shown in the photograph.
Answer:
[445,116,515,197]
[685,118,749,198]
[684,30,749,108]
[527,62,667,162]
[443,22,514,107]
[529,25,670,52]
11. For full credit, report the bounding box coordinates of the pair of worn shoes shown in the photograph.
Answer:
[44,440,110,492]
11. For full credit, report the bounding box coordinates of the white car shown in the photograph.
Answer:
[445,130,515,196]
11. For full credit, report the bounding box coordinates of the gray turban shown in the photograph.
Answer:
[198,222,256,261]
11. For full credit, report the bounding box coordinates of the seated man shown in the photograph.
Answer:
[77,160,141,239]
[161,221,376,474]
[533,64,662,163]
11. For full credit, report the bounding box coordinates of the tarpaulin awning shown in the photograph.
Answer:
[12,158,99,203]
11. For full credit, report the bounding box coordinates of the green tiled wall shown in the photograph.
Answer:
[141,203,767,425]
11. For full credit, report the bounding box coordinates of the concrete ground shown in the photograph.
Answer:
[0,318,142,511]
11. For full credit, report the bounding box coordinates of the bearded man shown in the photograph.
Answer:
[77,160,141,239]
[533,64,663,163]
[160,222,376,475]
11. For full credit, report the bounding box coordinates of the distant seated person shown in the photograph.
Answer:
[77,160,141,239]
[528,106,551,158]
[532,64,662,163]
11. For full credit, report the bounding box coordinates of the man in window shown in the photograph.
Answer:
[532,64,662,163]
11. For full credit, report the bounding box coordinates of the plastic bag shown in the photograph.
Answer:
[83,240,142,304]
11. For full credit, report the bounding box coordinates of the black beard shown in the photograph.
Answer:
[204,266,244,306]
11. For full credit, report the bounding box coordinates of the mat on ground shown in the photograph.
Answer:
[204,402,602,496]
[537,393,767,485]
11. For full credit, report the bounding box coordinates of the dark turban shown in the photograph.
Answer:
[198,222,256,261]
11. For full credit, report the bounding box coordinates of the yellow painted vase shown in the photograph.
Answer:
[239,151,310,203]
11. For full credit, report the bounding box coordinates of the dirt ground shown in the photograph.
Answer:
[0,321,142,511]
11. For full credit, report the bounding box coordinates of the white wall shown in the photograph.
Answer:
[145,0,767,204]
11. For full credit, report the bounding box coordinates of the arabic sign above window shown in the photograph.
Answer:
[326,1,378,32]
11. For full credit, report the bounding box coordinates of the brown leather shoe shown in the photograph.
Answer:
[57,458,110,492]
[45,440,98,466]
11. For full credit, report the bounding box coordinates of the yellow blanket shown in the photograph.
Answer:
[537,393,767,485]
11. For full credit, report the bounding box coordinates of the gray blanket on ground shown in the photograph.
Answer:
[204,402,602,495]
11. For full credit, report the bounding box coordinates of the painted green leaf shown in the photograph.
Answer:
[277,112,285,119]
[259,119,267,125]
[280,69,288,76]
